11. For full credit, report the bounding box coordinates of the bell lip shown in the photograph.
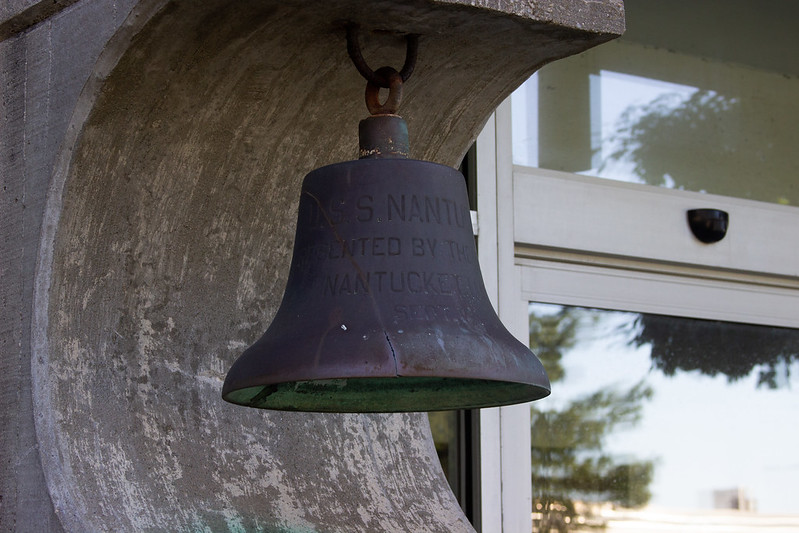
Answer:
[221,330,552,405]
[221,375,551,413]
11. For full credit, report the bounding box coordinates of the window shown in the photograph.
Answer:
[528,303,799,531]
[470,2,799,531]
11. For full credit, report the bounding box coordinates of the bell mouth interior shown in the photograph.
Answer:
[223,377,551,413]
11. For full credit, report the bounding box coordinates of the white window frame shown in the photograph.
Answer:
[475,97,799,532]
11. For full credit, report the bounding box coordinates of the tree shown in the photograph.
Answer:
[600,89,797,205]
[529,307,654,532]
[627,314,799,389]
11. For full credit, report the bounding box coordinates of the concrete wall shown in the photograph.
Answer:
[0,1,623,531]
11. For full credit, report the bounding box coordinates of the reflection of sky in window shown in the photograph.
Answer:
[511,72,539,167]
[592,71,698,184]
[530,303,799,515]
[512,70,699,185]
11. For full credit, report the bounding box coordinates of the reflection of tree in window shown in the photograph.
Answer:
[627,315,799,389]
[601,89,797,205]
[529,307,654,532]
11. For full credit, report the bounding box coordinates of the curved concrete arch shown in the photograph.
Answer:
[27,0,622,530]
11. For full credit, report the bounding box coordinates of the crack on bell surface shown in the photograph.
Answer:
[384,330,399,376]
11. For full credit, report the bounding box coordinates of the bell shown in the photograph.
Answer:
[222,114,550,412]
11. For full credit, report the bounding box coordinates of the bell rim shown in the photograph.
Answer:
[222,375,551,413]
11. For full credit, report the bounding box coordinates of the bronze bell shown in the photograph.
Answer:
[222,119,550,411]
[222,30,550,412]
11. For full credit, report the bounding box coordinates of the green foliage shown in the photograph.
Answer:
[529,306,655,530]
[600,89,797,205]
[531,382,654,509]
[529,307,580,384]
[628,314,799,389]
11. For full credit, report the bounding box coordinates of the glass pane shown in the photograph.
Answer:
[528,303,799,531]
[429,410,460,494]
[428,410,480,525]
[512,21,799,206]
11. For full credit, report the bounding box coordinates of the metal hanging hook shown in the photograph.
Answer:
[346,24,419,88]
[365,66,403,115]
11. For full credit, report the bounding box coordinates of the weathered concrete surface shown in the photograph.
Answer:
[0,1,82,41]
[2,0,623,531]
[2,2,142,531]
[438,0,624,32]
